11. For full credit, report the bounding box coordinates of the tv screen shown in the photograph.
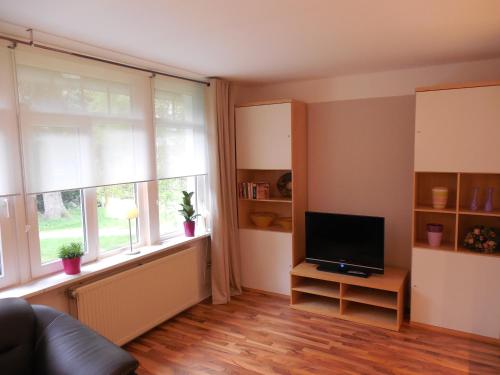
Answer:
[305,211,384,274]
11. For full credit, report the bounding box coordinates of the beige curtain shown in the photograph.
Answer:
[207,78,242,304]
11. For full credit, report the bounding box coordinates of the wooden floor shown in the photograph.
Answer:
[125,290,500,375]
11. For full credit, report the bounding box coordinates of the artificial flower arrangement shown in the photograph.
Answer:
[463,226,498,254]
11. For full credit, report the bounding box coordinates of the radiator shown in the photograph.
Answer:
[71,246,209,346]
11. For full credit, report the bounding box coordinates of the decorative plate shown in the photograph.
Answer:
[277,172,292,198]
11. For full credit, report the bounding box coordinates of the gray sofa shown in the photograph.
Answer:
[0,297,138,375]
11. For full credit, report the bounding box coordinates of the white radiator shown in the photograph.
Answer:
[71,246,209,345]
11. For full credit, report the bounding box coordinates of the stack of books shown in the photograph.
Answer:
[239,182,270,200]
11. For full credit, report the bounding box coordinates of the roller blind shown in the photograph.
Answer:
[15,48,156,194]
[0,44,22,197]
[154,76,207,179]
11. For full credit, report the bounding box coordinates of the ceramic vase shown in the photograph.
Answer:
[484,187,494,212]
[427,223,443,248]
[470,187,479,211]
[432,187,448,209]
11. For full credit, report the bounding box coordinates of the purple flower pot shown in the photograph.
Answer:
[62,257,81,275]
[184,221,195,237]
[427,223,443,247]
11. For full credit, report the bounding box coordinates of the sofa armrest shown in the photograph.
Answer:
[32,305,138,375]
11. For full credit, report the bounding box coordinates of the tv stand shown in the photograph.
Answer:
[291,262,408,331]
[316,264,370,278]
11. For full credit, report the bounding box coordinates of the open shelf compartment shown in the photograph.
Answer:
[457,214,500,257]
[342,285,397,310]
[291,293,340,317]
[415,172,458,211]
[237,169,293,233]
[413,211,456,251]
[292,277,340,299]
[458,173,500,216]
[342,301,397,330]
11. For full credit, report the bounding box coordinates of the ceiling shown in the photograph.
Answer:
[0,0,499,84]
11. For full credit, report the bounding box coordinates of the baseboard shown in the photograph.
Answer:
[242,287,290,300]
[410,321,500,345]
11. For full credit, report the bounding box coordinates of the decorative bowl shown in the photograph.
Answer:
[275,217,292,231]
[249,212,276,228]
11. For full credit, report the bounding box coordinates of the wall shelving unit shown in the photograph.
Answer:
[413,172,500,257]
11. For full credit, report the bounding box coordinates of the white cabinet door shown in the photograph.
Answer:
[411,247,500,339]
[415,86,500,173]
[236,103,291,170]
[240,229,292,295]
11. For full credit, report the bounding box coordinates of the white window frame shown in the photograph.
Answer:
[26,190,95,278]
[0,197,20,289]
[95,182,144,258]
[156,174,209,241]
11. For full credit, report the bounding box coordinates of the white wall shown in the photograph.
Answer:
[234,58,500,104]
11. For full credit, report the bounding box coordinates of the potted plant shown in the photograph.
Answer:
[179,191,200,237]
[58,242,84,275]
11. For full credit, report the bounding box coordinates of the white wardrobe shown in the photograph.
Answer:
[235,100,307,296]
[411,83,500,340]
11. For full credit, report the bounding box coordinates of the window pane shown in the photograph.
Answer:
[158,177,196,236]
[97,183,137,252]
[37,190,85,264]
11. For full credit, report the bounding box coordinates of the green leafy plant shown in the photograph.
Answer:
[57,242,84,259]
[178,191,200,222]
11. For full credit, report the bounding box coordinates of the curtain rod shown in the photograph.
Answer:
[0,32,210,86]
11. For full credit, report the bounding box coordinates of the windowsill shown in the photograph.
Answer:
[0,232,210,300]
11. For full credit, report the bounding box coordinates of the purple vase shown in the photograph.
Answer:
[470,187,479,211]
[484,187,494,212]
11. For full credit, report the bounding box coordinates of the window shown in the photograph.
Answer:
[96,183,138,252]
[158,175,208,237]
[158,177,194,236]
[0,44,210,288]
[36,190,86,264]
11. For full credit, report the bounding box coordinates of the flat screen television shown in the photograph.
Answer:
[305,211,384,276]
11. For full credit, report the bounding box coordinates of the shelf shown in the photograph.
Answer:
[414,211,456,249]
[413,241,455,252]
[414,206,456,214]
[239,197,292,204]
[292,279,340,299]
[239,224,292,233]
[291,262,407,293]
[343,286,397,310]
[343,302,397,330]
[291,294,340,317]
[457,247,500,258]
[414,172,457,210]
[459,209,500,217]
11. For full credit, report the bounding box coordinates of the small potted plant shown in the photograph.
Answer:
[179,191,200,237]
[58,242,84,275]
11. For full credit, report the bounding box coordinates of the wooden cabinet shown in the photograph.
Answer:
[291,262,408,331]
[415,85,500,173]
[235,100,307,296]
[240,229,292,295]
[411,82,500,341]
[235,103,292,170]
[411,248,500,339]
